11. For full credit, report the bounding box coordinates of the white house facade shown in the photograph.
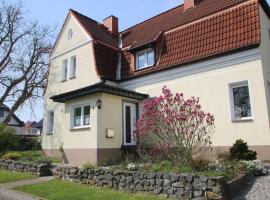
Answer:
[42,0,270,166]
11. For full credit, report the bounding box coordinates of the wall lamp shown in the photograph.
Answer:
[96,99,102,109]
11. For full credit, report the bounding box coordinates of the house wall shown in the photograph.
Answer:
[119,48,270,160]
[97,93,140,163]
[259,5,270,125]
[42,14,101,166]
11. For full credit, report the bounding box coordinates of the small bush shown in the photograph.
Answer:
[82,162,97,170]
[190,157,210,171]
[229,139,257,161]
[217,151,231,161]
[2,152,22,160]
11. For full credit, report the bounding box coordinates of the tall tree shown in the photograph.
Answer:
[0,0,53,124]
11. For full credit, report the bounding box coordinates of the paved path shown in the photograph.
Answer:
[233,176,270,200]
[0,177,53,200]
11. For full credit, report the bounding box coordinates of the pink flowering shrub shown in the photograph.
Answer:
[134,86,215,163]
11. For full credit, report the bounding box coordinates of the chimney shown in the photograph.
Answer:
[184,0,194,11]
[102,15,118,35]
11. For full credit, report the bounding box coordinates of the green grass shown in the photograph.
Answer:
[15,180,167,200]
[0,170,36,183]
[3,151,61,164]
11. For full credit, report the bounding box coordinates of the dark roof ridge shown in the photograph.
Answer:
[120,4,183,34]
[70,9,99,25]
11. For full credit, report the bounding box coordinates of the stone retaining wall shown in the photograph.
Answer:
[54,166,226,199]
[0,160,51,176]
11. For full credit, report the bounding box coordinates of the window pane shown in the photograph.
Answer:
[137,53,145,69]
[71,56,76,78]
[83,105,90,126]
[74,107,81,127]
[48,112,54,133]
[62,60,68,80]
[125,106,131,143]
[147,50,154,66]
[233,85,251,118]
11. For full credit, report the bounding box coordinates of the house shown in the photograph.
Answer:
[42,0,270,166]
[0,104,24,133]
[36,119,43,135]
[20,121,41,136]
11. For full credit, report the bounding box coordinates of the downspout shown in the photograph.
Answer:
[116,33,123,81]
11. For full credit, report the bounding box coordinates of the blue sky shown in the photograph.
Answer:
[14,0,270,121]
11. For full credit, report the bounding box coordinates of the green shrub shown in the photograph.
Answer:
[0,124,16,153]
[34,158,52,165]
[13,136,42,151]
[217,151,231,161]
[82,162,97,170]
[2,152,22,160]
[190,157,210,171]
[229,139,257,161]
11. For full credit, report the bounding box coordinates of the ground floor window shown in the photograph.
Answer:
[229,81,252,121]
[72,105,90,128]
[48,111,54,134]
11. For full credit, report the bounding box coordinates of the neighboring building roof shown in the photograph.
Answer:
[0,104,24,127]
[35,119,43,129]
[50,82,148,103]
[52,0,269,82]
[21,121,38,132]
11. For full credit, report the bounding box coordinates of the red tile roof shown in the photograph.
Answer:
[65,0,267,80]
[121,0,261,79]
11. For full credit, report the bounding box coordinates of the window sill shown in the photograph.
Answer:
[46,132,53,135]
[70,126,90,131]
[135,64,155,72]
[61,79,67,82]
[231,117,253,122]
[69,76,76,80]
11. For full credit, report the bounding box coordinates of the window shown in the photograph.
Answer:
[229,81,252,121]
[72,105,90,128]
[48,112,54,134]
[70,56,76,78]
[62,59,68,81]
[67,28,73,40]
[0,108,4,118]
[136,49,155,70]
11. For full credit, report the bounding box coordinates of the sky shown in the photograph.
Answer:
[11,0,270,122]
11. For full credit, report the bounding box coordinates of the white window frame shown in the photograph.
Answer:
[228,80,253,122]
[71,104,91,129]
[47,111,54,134]
[70,56,76,79]
[135,48,155,70]
[62,59,68,81]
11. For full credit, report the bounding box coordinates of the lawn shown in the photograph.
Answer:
[15,180,167,200]
[0,169,36,184]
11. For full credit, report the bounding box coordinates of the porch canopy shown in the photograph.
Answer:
[50,82,148,103]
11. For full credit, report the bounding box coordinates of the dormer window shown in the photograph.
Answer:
[136,48,155,70]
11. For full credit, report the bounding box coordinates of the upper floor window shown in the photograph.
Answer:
[67,28,73,40]
[70,56,76,78]
[48,111,54,134]
[62,59,68,81]
[136,49,155,70]
[229,81,252,121]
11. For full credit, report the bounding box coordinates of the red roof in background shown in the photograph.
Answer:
[60,0,267,81]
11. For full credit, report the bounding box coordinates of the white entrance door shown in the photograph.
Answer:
[123,102,137,145]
